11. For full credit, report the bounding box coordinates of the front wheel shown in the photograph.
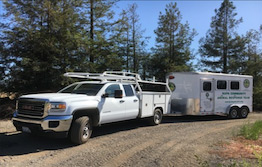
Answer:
[150,109,163,125]
[70,116,92,145]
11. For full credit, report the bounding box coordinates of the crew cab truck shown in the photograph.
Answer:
[12,71,171,144]
[167,72,253,118]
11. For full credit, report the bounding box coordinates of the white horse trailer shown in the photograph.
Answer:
[167,72,253,118]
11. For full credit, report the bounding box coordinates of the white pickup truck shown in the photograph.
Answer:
[13,71,171,144]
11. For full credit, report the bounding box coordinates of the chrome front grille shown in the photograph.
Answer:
[17,99,47,118]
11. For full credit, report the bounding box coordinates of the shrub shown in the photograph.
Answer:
[239,121,262,140]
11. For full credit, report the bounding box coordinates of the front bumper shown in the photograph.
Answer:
[12,112,73,134]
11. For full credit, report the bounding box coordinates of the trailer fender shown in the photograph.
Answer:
[226,104,250,115]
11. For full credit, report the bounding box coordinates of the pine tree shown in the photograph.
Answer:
[243,28,262,110]
[1,0,88,92]
[199,0,243,73]
[151,2,196,80]
[118,3,148,73]
[82,0,125,72]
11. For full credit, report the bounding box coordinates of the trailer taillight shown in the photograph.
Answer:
[169,75,175,79]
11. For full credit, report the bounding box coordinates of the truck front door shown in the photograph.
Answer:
[100,84,126,124]
[200,79,214,113]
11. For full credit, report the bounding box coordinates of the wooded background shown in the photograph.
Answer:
[0,0,261,109]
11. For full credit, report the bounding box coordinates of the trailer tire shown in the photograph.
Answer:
[70,116,92,145]
[150,109,163,125]
[228,107,239,119]
[239,107,249,118]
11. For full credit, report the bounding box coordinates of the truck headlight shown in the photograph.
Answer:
[48,102,66,112]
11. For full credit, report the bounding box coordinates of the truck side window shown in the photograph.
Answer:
[123,85,134,96]
[231,81,239,90]
[203,82,211,91]
[105,84,120,97]
[217,80,227,89]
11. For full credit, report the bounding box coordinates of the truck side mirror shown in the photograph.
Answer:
[114,90,123,98]
[102,93,109,98]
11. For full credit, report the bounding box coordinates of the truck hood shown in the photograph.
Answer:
[20,93,99,102]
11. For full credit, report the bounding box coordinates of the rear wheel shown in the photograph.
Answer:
[70,116,92,145]
[150,109,163,125]
[228,107,239,119]
[239,107,249,118]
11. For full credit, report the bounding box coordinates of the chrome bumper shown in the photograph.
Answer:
[12,112,73,132]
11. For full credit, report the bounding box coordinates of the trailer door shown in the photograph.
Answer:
[200,79,214,113]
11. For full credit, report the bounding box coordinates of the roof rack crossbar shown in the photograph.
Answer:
[64,71,142,82]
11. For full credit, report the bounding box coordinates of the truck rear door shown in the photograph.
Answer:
[123,84,139,119]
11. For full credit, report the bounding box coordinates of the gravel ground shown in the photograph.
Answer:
[1,113,262,167]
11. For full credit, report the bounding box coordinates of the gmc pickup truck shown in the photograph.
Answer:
[13,71,171,144]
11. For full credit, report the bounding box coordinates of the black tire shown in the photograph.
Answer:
[70,116,92,145]
[228,107,239,119]
[150,109,163,125]
[239,107,249,118]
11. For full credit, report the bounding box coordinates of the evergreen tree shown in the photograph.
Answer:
[0,41,5,90]
[199,0,243,73]
[1,0,88,92]
[83,0,124,72]
[151,2,196,80]
[243,28,262,110]
[0,0,125,92]
[118,3,148,73]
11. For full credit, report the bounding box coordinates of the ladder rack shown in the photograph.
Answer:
[64,71,142,83]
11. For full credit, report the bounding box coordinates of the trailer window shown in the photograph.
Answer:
[203,82,212,91]
[231,81,239,90]
[123,85,134,96]
[217,80,227,89]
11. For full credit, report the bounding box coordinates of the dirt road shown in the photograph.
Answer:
[1,113,262,167]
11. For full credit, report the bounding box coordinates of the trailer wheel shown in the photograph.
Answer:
[239,107,249,118]
[70,116,92,145]
[150,109,163,125]
[228,107,239,119]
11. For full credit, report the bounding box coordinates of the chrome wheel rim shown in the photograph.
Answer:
[83,124,90,139]
[154,112,161,124]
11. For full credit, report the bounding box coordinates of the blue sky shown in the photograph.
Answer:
[114,0,262,60]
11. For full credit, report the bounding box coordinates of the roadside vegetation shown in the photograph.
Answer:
[202,121,262,167]
[239,121,262,140]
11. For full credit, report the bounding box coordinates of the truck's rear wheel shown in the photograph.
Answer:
[70,116,92,145]
[239,107,249,118]
[228,107,239,119]
[150,109,163,125]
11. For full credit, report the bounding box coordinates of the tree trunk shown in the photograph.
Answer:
[90,0,94,63]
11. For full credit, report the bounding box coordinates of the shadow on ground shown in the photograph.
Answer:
[0,115,229,156]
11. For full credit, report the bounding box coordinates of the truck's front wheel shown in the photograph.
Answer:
[150,109,163,125]
[70,116,92,145]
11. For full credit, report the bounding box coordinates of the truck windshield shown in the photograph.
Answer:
[59,83,104,95]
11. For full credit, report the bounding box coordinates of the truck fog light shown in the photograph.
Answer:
[49,121,59,128]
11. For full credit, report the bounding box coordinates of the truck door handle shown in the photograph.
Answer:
[119,100,125,103]
[133,99,138,102]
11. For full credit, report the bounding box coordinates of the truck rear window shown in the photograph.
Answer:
[138,82,168,92]
[123,85,134,96]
